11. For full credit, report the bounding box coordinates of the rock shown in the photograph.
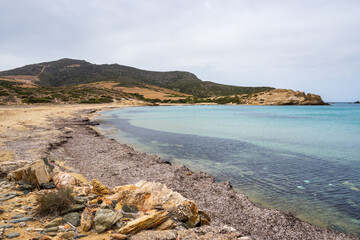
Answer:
[45,226,59,232]
[122,204,138,213]
[59,231,75,239]
[80,208,93,232]
[155,219,176,230]
[52,172,83,188]
[7,158,53,187]
[110,233,128,240]
[74,196,87,205]
[60,204,85,215]
[238,237,253,240]
[0,160,30,177]
[0,224,13,228]
[11,214,23,219]
[63,212,80,227]
[45,217,63,228]
[92,179,111,196]
[109,181,202,227]
[130,230,178,240]
[94,208,122,233]
[6,232,20,238]
[40,182,56,189]
[118,210,169,235]
[19,222,27,228]
[0,195,16,201]
[8,216,33,223]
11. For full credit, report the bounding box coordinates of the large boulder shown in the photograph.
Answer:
[108,181,201,227]
[7,158,53,187]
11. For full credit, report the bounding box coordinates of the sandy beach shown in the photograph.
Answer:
[0,103,358,240]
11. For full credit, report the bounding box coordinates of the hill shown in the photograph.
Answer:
[0,58,273,98]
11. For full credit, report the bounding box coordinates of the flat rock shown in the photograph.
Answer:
[94,208,122,233]
[8,216,33,223]
[45,217,63,228]
[63,212,80,227]
[118,210,169,235]
[110,233,128,240]
[6,232,20,238]
[60,204,85,215]
[130,230,178,240]
[45,226,59,232]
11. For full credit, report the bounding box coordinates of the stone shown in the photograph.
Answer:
[109,181,202,227]
[74,196,87,205]
[130,230,178,240]
[94,208,122,233]
[7,158,53,187]
[59,231,75,239]
[122,204,138,213]
[80,208,93,232]
[60,204,85,215]
[0,160,30,176]
[40,182,56,189]
[155,219,176,230]
[0,224,13,228]
[52,172,83,188]
[8,216,33,223]
[92,179,112,196]
[45,217,63,228]
[118,210,169,235]
[45,226,59,232]
[110,233,128,240]
[19,222,27,228]
[0,195,16,201]
[11,214,23,219]
[6,232,20,238]
[63,212,80,227]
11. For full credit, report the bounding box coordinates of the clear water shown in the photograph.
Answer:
[96,104,360,236]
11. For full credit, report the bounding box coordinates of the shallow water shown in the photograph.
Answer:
[96,104,360,236]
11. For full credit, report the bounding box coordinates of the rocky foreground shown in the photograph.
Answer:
[0,105,358,240]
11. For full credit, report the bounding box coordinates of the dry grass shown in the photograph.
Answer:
[35,187,75,216]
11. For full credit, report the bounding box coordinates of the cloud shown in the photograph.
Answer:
[0,0,359,101]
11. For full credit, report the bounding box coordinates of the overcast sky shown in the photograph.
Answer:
[1,0,359,101]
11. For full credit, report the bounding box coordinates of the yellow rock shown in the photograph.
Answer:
[81,208,93,232]
[115,203,123,211]
[7,158,52,187]
[91,179,111,196]
[110,181,202,227]
[118,210,169,235]
[155,218,176,230]
[113,184,139,193]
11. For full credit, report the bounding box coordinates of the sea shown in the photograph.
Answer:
[95,103,360,236]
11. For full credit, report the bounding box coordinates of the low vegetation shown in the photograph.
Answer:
[35,187,74,216]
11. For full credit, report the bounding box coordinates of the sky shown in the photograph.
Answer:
[0,0,359,101]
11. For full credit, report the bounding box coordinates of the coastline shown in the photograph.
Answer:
[0,104,358,239]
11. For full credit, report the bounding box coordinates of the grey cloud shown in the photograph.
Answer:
[0,0,359,101]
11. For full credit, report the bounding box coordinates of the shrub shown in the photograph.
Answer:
[35,187,74,216]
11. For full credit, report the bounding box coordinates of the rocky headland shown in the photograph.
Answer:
[0,104,357,240]
[243,89,327,105]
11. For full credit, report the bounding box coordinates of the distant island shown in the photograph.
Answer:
[0,58,326,105]
[355,101,360,104]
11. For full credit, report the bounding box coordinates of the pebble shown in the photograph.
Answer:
[0,224,13,228]
[0,195,16,201]
[45,226,59,232]
[122,204,138,213]
[8,216,33,223]
[6,232,20,238]
[19,222,27,228]
[11,214,23,219]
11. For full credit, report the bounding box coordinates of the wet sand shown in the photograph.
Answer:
[0,104,358,240]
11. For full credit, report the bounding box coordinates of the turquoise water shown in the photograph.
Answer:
[96,104,360,236]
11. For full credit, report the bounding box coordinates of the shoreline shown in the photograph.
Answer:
[0,104,358,239]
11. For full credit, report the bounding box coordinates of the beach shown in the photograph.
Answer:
[0,103,358,240]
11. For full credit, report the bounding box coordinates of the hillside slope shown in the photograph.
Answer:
[0,58,273,98]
